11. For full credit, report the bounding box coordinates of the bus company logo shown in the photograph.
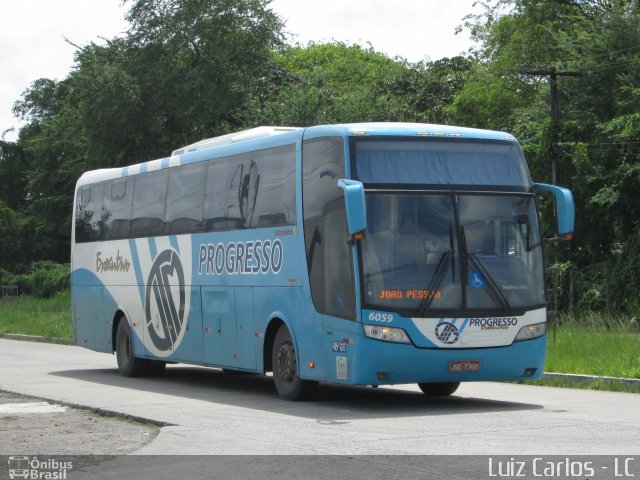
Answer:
[435,321,460,344]
[145,249,185,352]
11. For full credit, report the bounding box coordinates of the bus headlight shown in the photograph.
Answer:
[514,322,546,341]
[364,325,411,344]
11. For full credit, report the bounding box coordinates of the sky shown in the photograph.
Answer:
[0,0,480,141]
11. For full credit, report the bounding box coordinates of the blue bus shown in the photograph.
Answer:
[71,123,574,400]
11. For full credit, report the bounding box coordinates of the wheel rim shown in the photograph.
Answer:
[276,341,296,383]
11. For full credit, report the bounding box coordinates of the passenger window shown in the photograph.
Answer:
[203,145,296,232]
[204,156,245,232]
[165,163,206,235]
[75,184,104,243]
[131,170,168,237]
[250,145,296,228]
[103,179,133,240]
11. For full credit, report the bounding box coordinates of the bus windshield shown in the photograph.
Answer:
[360,193,545,314]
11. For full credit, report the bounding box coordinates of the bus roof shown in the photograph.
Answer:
[303,123,517,142]
[76,123,518,187]
[171,126,301,156]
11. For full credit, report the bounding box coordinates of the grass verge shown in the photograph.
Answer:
[527,375,640,394]
[545,326,640,379]
[0,290,72,339]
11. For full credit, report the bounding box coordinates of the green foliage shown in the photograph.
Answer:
[0,262,70,298]
[610,227,640,312]
[0,290,72,338]
[546,322,640,379]
[245,42,410,125]
[243,43,473,126]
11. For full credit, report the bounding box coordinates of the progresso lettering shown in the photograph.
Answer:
[198,239,284,276]
[468,317,518,330]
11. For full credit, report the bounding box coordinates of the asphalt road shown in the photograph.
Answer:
[0,338,638,461]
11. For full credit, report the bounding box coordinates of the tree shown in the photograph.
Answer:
[121,0,286,156]
[8,0,286,267]
[244,43,472,126]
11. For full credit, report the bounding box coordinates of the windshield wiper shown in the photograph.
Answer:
[461,226,511,313]
[417,250,452,316]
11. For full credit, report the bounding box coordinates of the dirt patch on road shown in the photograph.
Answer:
[0,391,159,455]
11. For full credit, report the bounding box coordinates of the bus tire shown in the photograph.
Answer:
[115,316,149,377]
[417,382,460,397]
[272,325,318,401]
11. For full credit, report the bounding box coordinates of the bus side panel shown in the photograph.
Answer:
[202,286,236,368]
[252,285,325,381]
[171,286,204,363]
[71,266,113,353]
[72,283,105,352]
[234,286,256,370]
[106,284,146,358]
[201,286,256,370]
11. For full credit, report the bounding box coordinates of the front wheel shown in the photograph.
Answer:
[272,325,318,401]
[418,382,460,397]
[115,316,149,377]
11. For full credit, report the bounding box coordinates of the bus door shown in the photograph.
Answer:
[201,286,256,370]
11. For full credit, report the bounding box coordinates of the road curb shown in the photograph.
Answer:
[0,332,73,345]
[0,387,173,428]
[1,333,638,388]
[542,372,640,387]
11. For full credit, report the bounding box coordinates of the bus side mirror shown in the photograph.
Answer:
[338,179,367,237]
[534,183,575,240]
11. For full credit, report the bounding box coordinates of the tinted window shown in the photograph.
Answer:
[251,145,296,228]
[353,138,532,188]
[302,137,355,320]
[76,145,297,242]
[165,162,206,235]
[204,145,296,232]
[75,183,104,243]
[102,178,133,240]
[204,155,247,232]
[131,170,168,237]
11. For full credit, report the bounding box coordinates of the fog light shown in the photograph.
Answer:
[523,368,537,377]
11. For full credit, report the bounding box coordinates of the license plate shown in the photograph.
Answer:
[449,360,480,372]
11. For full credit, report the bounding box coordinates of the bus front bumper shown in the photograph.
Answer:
[336,335,547,386]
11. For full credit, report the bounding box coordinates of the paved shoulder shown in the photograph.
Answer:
[0,339,638,456]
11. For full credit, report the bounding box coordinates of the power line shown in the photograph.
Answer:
[556,44,640,65]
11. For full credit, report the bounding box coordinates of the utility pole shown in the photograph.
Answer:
[520,65,584,185]
[521,65,584,318]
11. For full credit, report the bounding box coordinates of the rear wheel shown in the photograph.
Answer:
[272,325,318,401]
[417,382,460,397]
[115,316,149,377]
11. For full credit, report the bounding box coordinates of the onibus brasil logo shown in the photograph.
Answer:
[144,249,186,353]
[8,456,73,479]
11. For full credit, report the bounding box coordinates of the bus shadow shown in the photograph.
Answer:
[50,365,543,420]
